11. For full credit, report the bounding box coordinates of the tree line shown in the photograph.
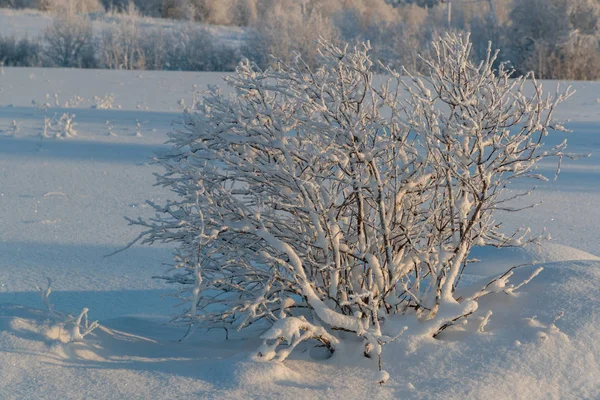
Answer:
[1,0,599,80]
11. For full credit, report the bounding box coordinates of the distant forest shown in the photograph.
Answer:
[1,0,599,80]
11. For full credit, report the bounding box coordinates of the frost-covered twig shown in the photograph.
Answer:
[36,277,58,316]
[70,308,100,342]
[8,120,19,136]
[478,310,493,332]
[35,278,100,342]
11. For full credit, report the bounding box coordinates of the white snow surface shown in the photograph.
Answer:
[1,67,600,399]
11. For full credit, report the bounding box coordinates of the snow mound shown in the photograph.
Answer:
[448,261,600,399]
[2,261,600,399]
[466,242,600,277]
[320,261,600,399]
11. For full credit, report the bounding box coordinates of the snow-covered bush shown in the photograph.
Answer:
[159,0,256,24]
[99,5,146,70]
[129,34,574,365]
[56,112,77,138]
[91,94,115,109]
[42,112,77,138]
[43,13,96,68]
[161,25,239,72]
[0,35,43,67]
[8,119,20,135]
[244,0,339,70]
[117,24,239,72]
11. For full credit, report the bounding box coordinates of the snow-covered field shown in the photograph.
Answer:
[1,66,600,399]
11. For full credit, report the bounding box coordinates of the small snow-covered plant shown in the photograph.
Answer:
[36,278,100,343]
[36,277,57,316]
[64,95,84,108]
[55,113,77,138]
[128,34,574,367]
[8,119,19,135]
[135,119,142,137]
[106,120,116,136]
[41,112,78,138]
[42,115,53,139]
[92,94,116,109]
[32,97,51,113]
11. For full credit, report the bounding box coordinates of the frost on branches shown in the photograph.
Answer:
[127,33,575,367]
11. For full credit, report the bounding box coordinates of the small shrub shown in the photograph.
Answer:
[99,16,146,70]
[43,14,96,68]
[0,35,43,67]
[244,1,339,70]
[91,94,115,109]
[36,278,100,343]
[41,112,77,138]
[161,26,238,71]
[128,33,576,372]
